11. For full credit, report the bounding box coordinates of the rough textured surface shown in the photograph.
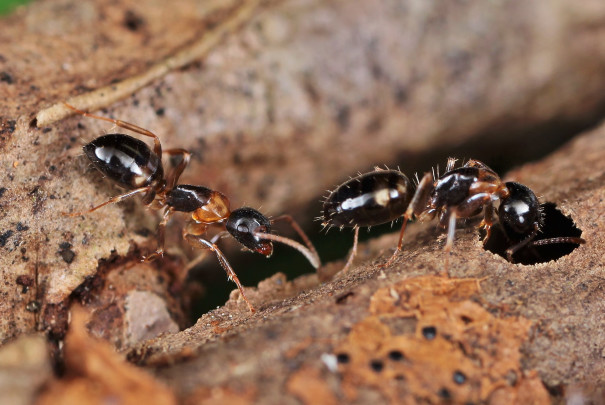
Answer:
[2,0,605,345]
[0,0,604,402]
[122,125,604,403]
[36,307,178,405]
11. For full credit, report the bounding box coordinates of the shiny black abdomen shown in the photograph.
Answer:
[431,167,479,207]
[165,185,213,212]
[323,170,414,227]
[83,134,163,189]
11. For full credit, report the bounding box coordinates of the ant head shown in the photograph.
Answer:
[498,182,541,237]
[226,207,273,256]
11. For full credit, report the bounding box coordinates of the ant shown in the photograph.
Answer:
[322,158,585,272]
[62,103,320,312]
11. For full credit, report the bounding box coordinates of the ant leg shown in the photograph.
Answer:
[162,148,191,191]
[63,103,163,157]
[505,225,539,262]
[341,227,359,273]
[262,215,320,269]
[182,231,231,274]
[442,211,458,275]
[479,202,495,245]
[142,208,173,262]
[62,186,152,217]
[381,172,434,268]
[184,233,255,313]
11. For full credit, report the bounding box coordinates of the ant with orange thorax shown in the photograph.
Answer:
[62,103,320,312]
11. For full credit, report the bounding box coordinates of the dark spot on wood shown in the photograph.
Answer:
[0,119,16,145]
[26,300,41,313]
[336,106,351,130]
[394,85,408,105]
[42,127,52,133]
[0,187,6,198]
[16,222,29,231]
[43,301,69,340]
[16,275,33,293]
[155,108,165,117]
[29,186,45,214]
[422,325,437,340]
[16,275,33,287]
[303,74,320,104]
[460,315,473,325]
[388,350,404,361]
[438,387,452,399]
[135,228,152,237]
[58,242,76,264]
[369,359,384,372]
[335,291,354,304]
[453,370,467,384]
[0,71,14,84]
[124,10,145,31]
[0,230,14,247]
[336,353,350,364]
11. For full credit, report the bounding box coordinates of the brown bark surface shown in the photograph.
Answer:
[0,0,604,403]
[122,125,603,403]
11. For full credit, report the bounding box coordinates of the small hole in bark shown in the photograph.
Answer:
[453,370,467,384]
[336,353,350,364]
[369,359,384,372]
[388,350,404,361]
[422,326,437,340]
[483,203,584,265]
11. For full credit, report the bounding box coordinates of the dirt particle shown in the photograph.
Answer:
[26,300,41,313]
[0,230,14,247]
[438,387,452,399]
[58,242,76,264]
[16,275,33,293]
[0,187,6,198]
[0,71,13,84]
[16,222,29,231]
[336,106,351,130]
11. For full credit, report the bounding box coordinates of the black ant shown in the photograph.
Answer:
[62,103,320,312]
[322,158,585,272]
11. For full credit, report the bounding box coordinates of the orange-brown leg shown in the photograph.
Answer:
[341,227,359,273]
[62,186,152,217]
[63,103,163,157]
[162,148,191,190]
[479,202,495,245]
[381,171,434,268]
[142,208,173,261]
[184,233,255,313]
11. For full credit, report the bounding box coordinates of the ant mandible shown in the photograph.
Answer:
[62,103,320,312]
[322,158,585,272]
